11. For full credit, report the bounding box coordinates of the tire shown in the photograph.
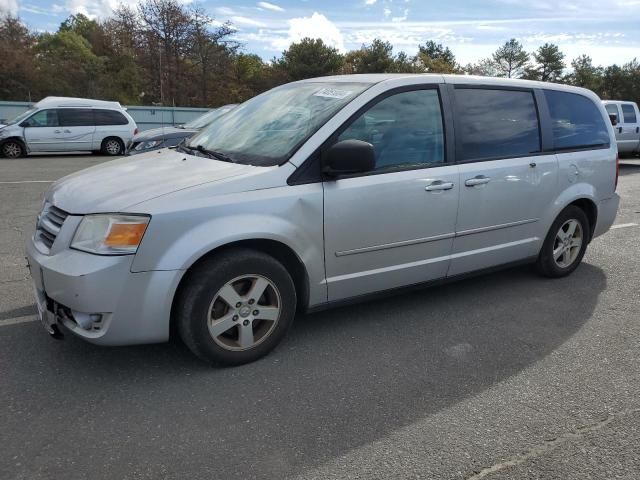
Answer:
[536,205,590,278]
[101,137,124,156]
[1,140,26,158]
[176,248,297,366]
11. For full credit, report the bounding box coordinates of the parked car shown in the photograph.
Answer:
[27,75,620,366]
[602,100,640,157]
[0,96,137,158]
[127,104,237,155]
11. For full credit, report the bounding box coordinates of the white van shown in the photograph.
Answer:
[0,97,137,158]
[602,100,640,157]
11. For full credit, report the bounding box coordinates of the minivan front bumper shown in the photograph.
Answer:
[26,239,181,346]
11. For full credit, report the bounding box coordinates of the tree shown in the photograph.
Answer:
[491,38,529,78]
[0,16,37,100]
[523,43,565,82]
[344,38,395,73]
[415,41,460,73]
[390,51,420,73]
[277,38,343,81]
[464,58,498,77]
[565,55,603,93]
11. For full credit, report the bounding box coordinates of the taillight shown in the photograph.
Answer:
[615,155,619,190]
[134,128,139,135]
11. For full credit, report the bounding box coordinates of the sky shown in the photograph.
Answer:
[2,0,640,67]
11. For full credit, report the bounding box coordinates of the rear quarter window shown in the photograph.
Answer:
[94,109,129,126]
[545,91,610,150]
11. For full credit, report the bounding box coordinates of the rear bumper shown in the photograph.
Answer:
[26,239,182,346]
[594,194,620,239]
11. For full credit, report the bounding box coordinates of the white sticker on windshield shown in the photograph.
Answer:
[314,88,353,99]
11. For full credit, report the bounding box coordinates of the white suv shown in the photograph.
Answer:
[0,97,137,158]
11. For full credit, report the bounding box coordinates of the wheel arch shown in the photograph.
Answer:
[568,197,597,242]
[169,238,311,338]
[0,136,27,156]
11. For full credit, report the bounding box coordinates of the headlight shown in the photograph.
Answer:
[71,214,150,255]
[135,140,163,150]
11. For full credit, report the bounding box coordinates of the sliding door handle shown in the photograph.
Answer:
[465,176,491,187]
[425,180,454,191]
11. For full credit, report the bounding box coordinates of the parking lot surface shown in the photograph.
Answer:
[1,154,639,480]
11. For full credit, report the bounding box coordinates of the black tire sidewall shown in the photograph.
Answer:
[537,206,590,278]
[177,250,297,366]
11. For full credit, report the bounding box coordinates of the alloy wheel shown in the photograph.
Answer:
[206,274,281,351]
[105,139,121,155]
[553,219,583,268]
[2,142,23,158]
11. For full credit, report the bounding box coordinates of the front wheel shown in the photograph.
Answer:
[536,206,589,278]
[1,140,26,158]
[176,249,297,366]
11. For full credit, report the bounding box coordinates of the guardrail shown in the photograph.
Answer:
[0,101,209,132]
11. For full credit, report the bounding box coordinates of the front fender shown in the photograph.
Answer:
[130,184,326,306]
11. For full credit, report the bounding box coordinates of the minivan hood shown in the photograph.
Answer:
[48,149,256,214]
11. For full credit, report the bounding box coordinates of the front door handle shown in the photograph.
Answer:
[54,130,62,134]
[63,129,71,133]
[636,126,639,134]
[465,175,491,187]
[425,180,454,191]
[618,126,623,134]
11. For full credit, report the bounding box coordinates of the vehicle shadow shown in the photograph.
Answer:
[1,263,606,479]
[619,161,640,176]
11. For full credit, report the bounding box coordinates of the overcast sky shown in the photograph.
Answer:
[3,0,640,67]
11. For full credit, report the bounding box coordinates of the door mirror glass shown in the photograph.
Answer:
[609,114,618,126]
[323,139,375,176]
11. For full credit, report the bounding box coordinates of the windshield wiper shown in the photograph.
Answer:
[179,143,235,163]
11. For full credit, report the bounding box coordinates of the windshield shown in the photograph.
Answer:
[184,105,237,129]
[6,108,36,125]
[187,82,370,166]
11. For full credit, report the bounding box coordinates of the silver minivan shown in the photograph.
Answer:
[26,75,620,365]
[0,97,137,157]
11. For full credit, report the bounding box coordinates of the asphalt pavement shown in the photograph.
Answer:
[1,154,639,480]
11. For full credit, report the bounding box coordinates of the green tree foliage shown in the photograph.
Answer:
[565,55,603,93]
[415,41,461,73]
[523,43,565,81]
[277,38,344,81]
[491,38,530,78]
[344,39,395,73]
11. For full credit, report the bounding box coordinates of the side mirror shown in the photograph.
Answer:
[609,114,618,126]
[323,139,375,177]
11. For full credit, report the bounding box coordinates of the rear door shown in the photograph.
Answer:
[57,108,96,151]
[448,86,558,276]
[22,109,63,151]
[619,103,640,154]
[323,86,459,301]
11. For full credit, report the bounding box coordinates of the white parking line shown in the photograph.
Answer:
[0,180,53,184]
[0,317,38,327]
[611,223,639,229]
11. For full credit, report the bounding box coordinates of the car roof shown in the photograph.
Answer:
[296,74,599,99]
[34,96,124,110]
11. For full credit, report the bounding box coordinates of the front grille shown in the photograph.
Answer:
[36,204,69,251]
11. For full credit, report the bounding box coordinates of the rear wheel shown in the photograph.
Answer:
[1,140,26,158]
[101,137,124,156]
[176,249,297,366]
[536,206,589,278]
